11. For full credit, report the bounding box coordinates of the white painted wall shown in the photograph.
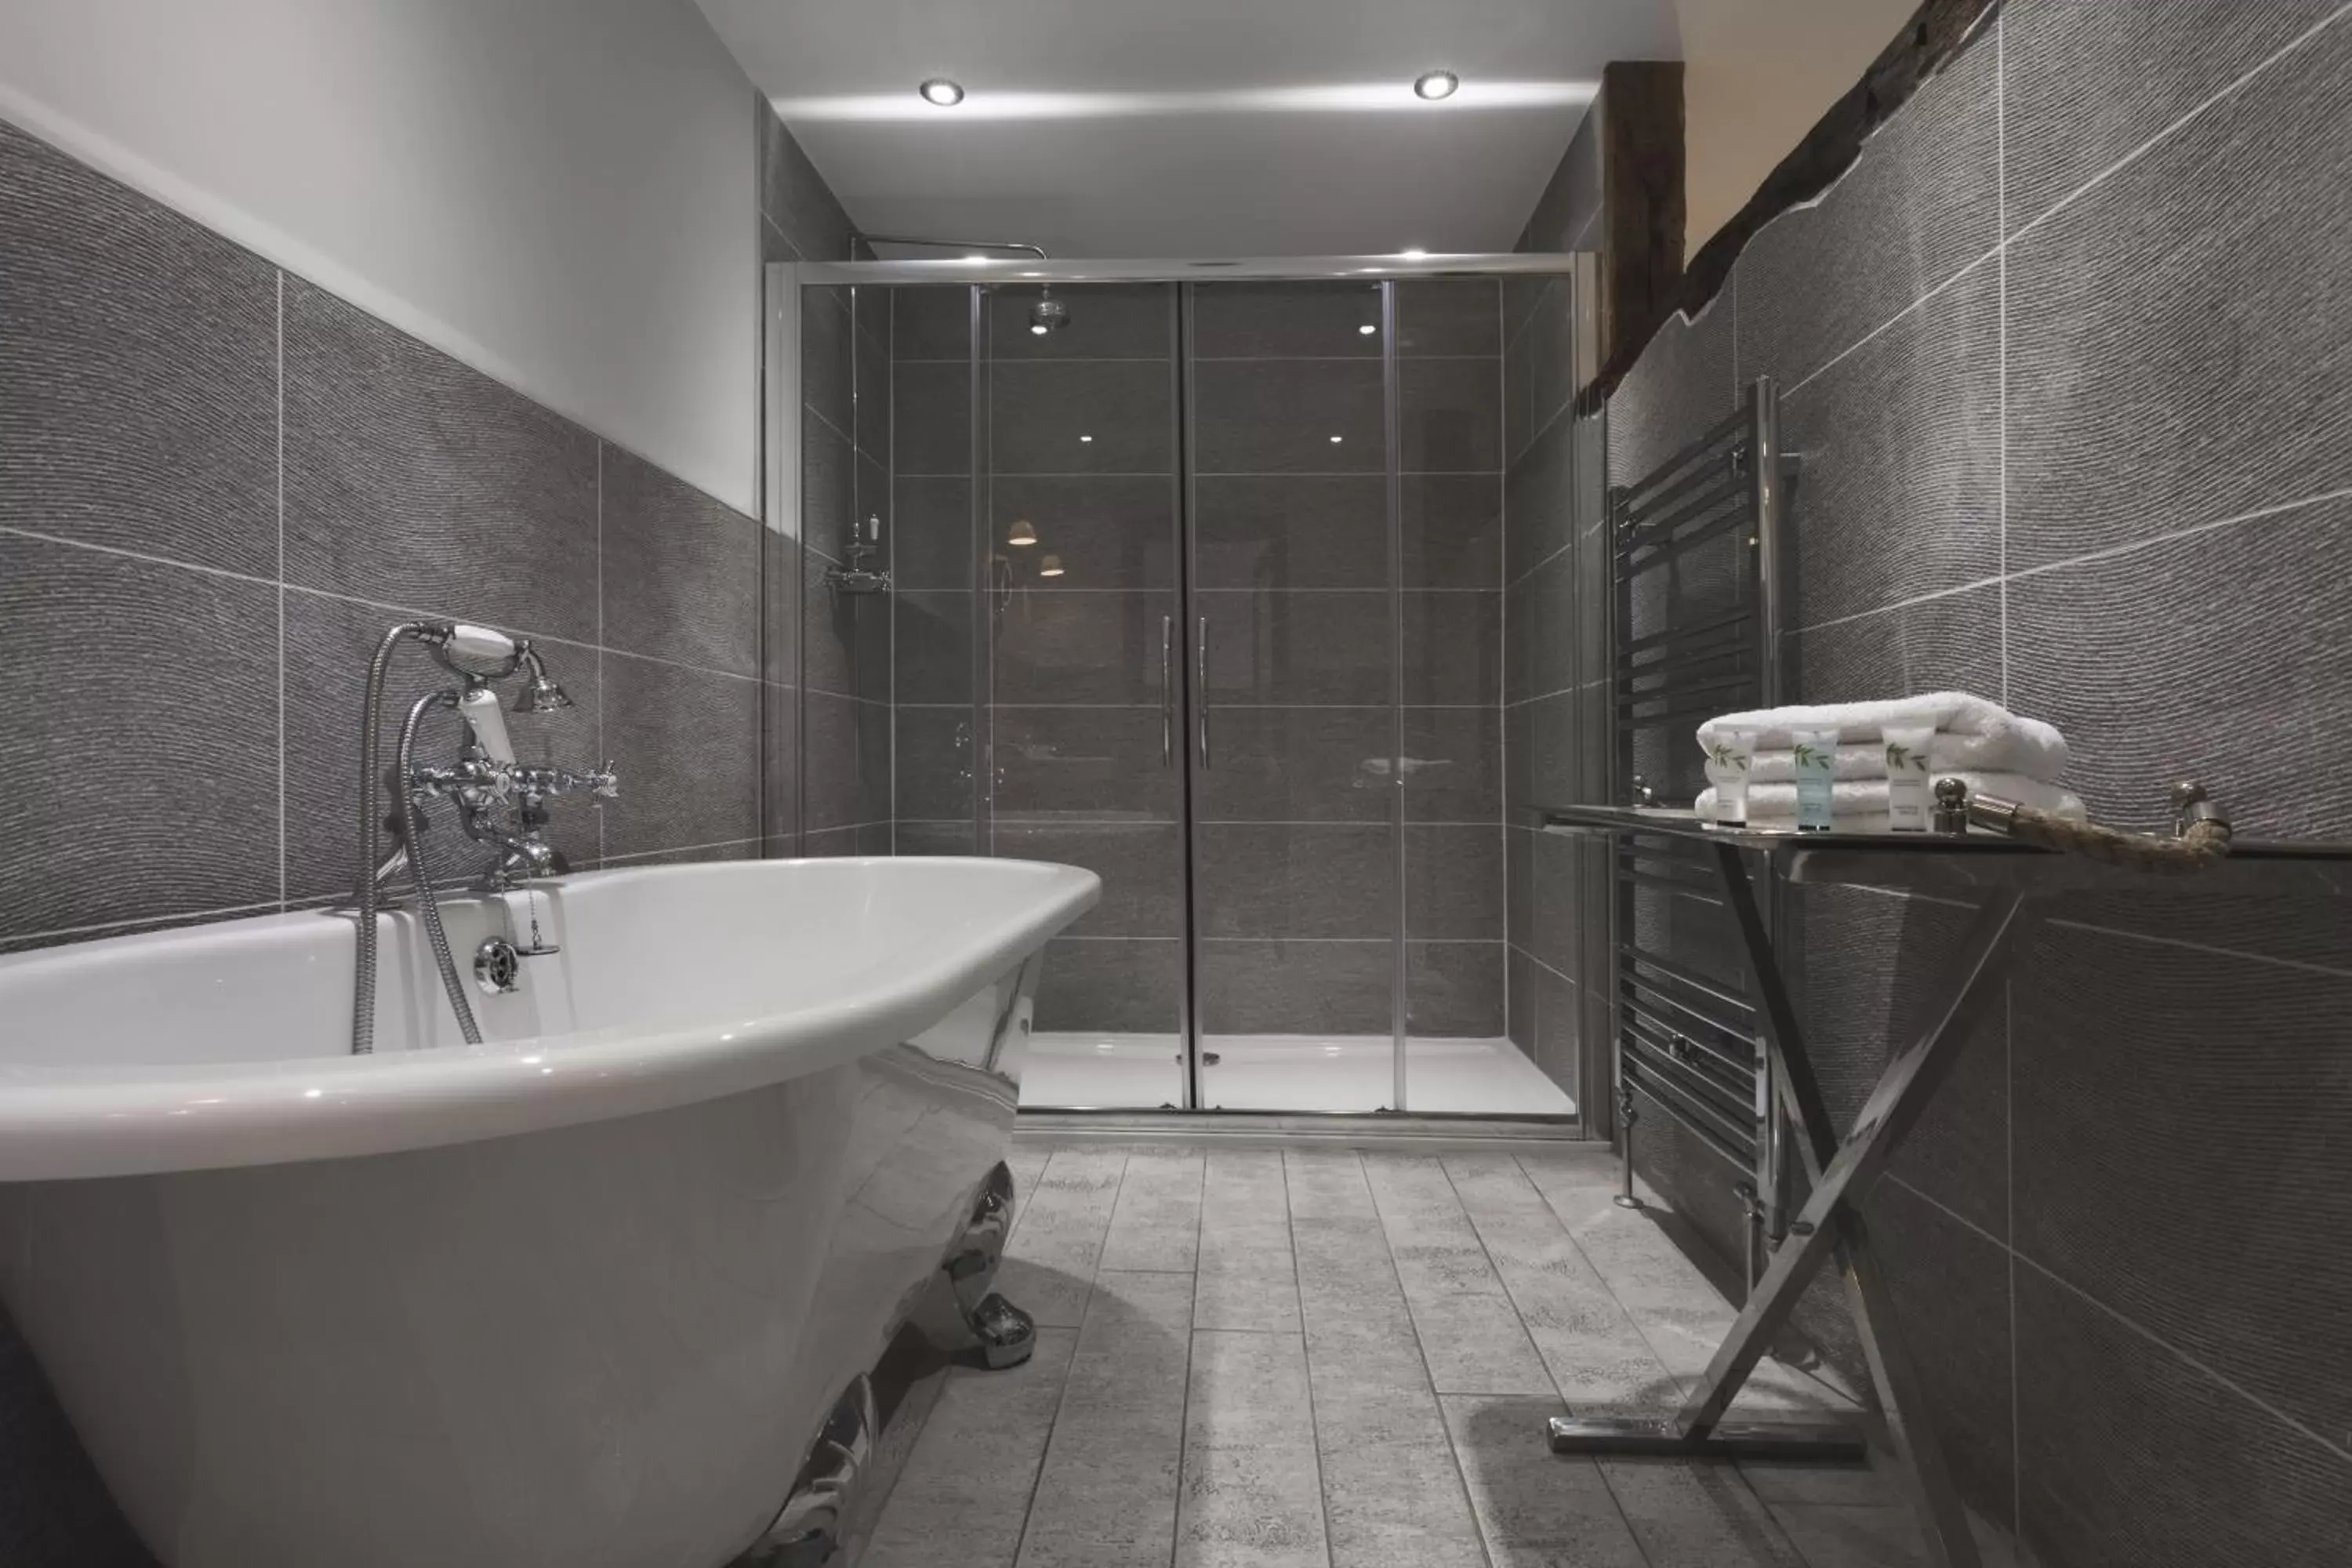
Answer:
[0,0,760,513]
[1674,0,1918,252]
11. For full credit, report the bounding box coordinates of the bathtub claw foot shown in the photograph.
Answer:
[967,1290,1036,1369]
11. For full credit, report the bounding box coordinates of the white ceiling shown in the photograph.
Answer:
[696,0,1683,257]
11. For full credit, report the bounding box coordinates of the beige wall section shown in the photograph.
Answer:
[0,0,761,512]
[1674,0,1919,252]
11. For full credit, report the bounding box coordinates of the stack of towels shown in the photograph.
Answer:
[1695,691,2083,830]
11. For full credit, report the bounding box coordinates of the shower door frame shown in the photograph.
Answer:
[797,255,1586,1122]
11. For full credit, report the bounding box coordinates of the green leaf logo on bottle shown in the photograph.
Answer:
[1708,742,1749,772]
[1884,742,1932,774]
[1791,742,1822,768]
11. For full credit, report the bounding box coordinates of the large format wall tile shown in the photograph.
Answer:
[0,122,278,577]
[1196,938,1392,1036]
[758,101,854,263]
[801,559,889,702]
[1735,29,1999,392]
[280,590,602,900]
[1606,298,1735,502]
[2002,0,2345,235]
[600,655,760,857]
[1404,826,1504,942]
[1503,410,1574,585]
[802,691,891,832]
[891,361,972,477]
[1778,260,2000,629]
[1402,474,1505,591]
[992,706,1178,822]
[801,289,853,442]
[891,705,972,823]
[0,536,279,935]
[1192,476,1386,590]
[1036,937,1183,1033]
[2015,1262,2352,1568]
[891,590,972,706]
[282,281,599,641]
[1192,707,1392,824]
[599,447,762,677]
[1194,589,1391,706]
[1192,282,1383,359]
[993,822,1183,938]
[1402,708,1501,824]
[1399,358,1501,474]
[1192,361,1384,474]
[994,593,1169,705]
[989,361,1173,476]
[891,285,973,361]
[891,477,973,590]
[1407,942,1506,1038]
[993,475,1177,590]
[1196,824,1396,941]
[2005,17,2352,571]
[2012,919,2352,1447]
[2006,496,2350,836]
[985,283,1172,359]
[1401,591,1501,706]
[1789,583,2002,708]
[1396,280,1501,358]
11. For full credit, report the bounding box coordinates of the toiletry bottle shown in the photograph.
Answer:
[1705,728,1757,826]
[1882,724,1936,833]
[1791,727,1838,833]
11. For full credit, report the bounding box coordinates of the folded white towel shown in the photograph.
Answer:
[1698,692,2069,781]
[1695,772,2087,832]
[1741,738,2060,785]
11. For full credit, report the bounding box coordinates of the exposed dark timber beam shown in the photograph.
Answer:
[1581,0,2003,412]
[1598,61,1686,373]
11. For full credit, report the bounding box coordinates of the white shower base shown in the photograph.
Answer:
[1009,1032,1577,1117]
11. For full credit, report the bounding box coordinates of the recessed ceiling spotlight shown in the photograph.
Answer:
[918,78,965,107]
[1358,324,1377,336]
[1414,69,1460,101]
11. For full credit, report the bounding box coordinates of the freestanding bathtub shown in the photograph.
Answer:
[0,855,1098,1568]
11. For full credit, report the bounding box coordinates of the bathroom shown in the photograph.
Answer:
[0,0,2345,1564]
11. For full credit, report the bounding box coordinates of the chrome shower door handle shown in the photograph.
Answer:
[1196,615,1210,769]
[1160,615,1174,768]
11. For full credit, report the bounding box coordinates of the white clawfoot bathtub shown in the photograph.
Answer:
[0,855,1098,1568]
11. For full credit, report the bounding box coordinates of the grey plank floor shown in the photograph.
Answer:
[866,1143,2021,1568]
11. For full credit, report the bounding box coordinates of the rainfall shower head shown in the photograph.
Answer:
[1029,287,1069,336]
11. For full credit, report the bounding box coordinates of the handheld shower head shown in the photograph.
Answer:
[512,642,574,713]
[1029,287,1069,336]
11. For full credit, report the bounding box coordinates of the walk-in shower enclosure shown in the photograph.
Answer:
[778,257,1588,1121]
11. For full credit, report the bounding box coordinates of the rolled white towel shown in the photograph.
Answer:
[1694,772,2087,832]
[1698,692,2069,782]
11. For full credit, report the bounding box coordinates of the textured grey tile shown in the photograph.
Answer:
[1526,827,1579,974]
[855,314,890,467]
[1779,262,1999,628]
[1599,1456,1805,1568]
[1098,1149,1203,1273]
[764,681,798,856]
[855,450,891,569]
[1035,937,1184,1035]
[2003,0,2346,233]
[993,475,1178,590]
[758,104,853,263]
[0,535,278,935]
[1530,960,1582,1110]
[892,819,975,856]
[863,1329,1078,1568]
[891,361,972,477]
[1525,277,1581,452]
[1195,939,1392,1037]
[1399,356,1501,474]
[1504,412,1575,587]
[597,447,761,677]
[2016,1261,2352,1568]
[1440,1395,1650,1566]
[993,822,1183,938]
[2013,919,2352,1444]
[0,121,276,576]
[1192,475,1387,590]
[993,706,1180,822]
[279,590,604,900]
[1506,942,1536,1056]
[799,823,861,858]
[1402,590,1502,706]
[995,592,1169,704]
[1177,1334,1329,1568]
[994,1148,1128,1328]
[801,690,889,832]
[892,284,974,361]
[763,531,801,688]
[988,282,1172,359]
[2005,498,2352,835]
[1193,705,1389,824]
[1607,297,1735,497]
[1363,1156,1552,1396]
[892,705,974,822]
[1019,1268,1190,1567]
[891,477,974,590]
[1791,583,2002,707]
[602,838,756,869]
[1516,543,1577,700]
[992,361,1174,476]
[1791,884,2009,1239]
[600,655,760,858]
[1193,1151,1300,1334]
[802,407,856,557]
[1517,110,1604,257]
[1198,823,1395,940]
[1192,281,1384,358]
[1406,942,1507,1038]
[891,589,970,705]
[1735,33,1999,391]
[1403,707,1501,823]
[1196,590,1391,706]
[1396,279,1501,358]
[1193,361,1385,474]
[1317,1434,1486,1568]
[1442,1155,1682,1413]
[1404,825,1504,942]
[2005,20,2352,569]
[1403,474,1506,590]
[282,281,598,640]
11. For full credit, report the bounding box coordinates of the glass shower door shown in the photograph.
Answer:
[1186,281,1401,1111]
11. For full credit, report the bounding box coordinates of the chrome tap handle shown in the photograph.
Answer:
[586,763,620,800]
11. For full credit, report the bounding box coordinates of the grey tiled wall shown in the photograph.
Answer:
[1583,8,2352,1562]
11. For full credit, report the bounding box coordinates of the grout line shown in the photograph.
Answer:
[2005,974,2020,1537]
[0,897,298,949]
[1997,13,2010,711]
[276,269,288,907]
[2013,1251,2352,1468]
[1276,1152,1344,1568]
[0,524,283,591]
[1783,245,2002,402]
[1168,1149,1199,1568]
[595,442,606,866]
[2002,485,2352,583]
[2041,916,2352,981]
[598,837,763,866]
